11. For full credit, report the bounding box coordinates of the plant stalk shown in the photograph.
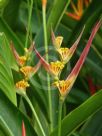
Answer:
[42,5,53,132]
[23,94,46,136]
[25,0,33,48]
[58,98,63,136]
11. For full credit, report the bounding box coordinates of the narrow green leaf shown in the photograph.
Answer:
[51,89,102,136]
[80,108,102,136]
[3,0,21,28]
[0,33,18,71]
[0,61,17,105]
[0,18,23,53]
[0,91,37,136]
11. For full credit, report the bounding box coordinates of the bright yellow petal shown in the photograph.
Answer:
[55,36,63,49]
[50,61,64,77]
[16,80,29,90]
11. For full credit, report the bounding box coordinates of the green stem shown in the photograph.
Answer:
[58,98,63,136]
[23,94,46,136]
[42,5,53,131]
[42,6,48,58]
[25,0,33,48]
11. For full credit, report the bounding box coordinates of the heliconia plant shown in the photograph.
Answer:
[0,0,102,136]
[34,19,101,98]
[34,18,102,135]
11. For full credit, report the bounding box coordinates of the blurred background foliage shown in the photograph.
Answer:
[0,0,102,136]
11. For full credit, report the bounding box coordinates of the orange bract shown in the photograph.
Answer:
[20,66,34,77]
[57,48,70,63]
[50,61,64,77]
[18,56,27,66]
[42,0,47,7]
[16,80,29,90]
[66,0,91,20]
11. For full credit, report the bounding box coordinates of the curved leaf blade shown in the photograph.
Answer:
[51,89,102,136]
[0,91,37,136]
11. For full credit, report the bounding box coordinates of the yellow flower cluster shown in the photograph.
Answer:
[15,49,33,92]
[10,44,37,93]
[50,26,85,98]
[53,35,71,64]
[51,35,73,97]
[18,56,27,66]
[20,66,34,78]
[16,80,29,90]
[50,61,64,78]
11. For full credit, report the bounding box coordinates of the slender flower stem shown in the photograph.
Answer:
[25,0,33,48]
[22,94,46,136]
[42,4,53,131]
[42,5,48,58]
[58,98,63,136]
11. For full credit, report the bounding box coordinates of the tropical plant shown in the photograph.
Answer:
[0,0,102,136]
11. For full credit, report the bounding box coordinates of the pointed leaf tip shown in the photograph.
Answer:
[67,19,102,80]
[22,121,26,136]
[69,25,85,57]
[33,45,50,72]
[10,41,19,60]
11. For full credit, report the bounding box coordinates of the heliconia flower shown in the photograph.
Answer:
[10,42,34,67]
[53,19,102,99]
[53,77,74,97]
[66,0,83,20]
[16,80,29,90]
[33,46,64,79]
[65,0,91,21]
[50,61,64,78]
[52,26,85,64]
[20,61,41,79]
[22,121,26,136]
[51,30,63,49]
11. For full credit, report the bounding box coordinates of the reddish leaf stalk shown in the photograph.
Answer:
[33,45,51,73]
[67,19,102,80]
[10,41,20,62]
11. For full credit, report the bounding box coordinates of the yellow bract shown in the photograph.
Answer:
[57,48,70,64]
[53,80,70,97]
[18,56,27,66]
[24,48,28,53]
[55,36,63,49]
[53,76,75,97]
[20,66,34,77]
[16,80,29,90]
[50,61,64,77]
